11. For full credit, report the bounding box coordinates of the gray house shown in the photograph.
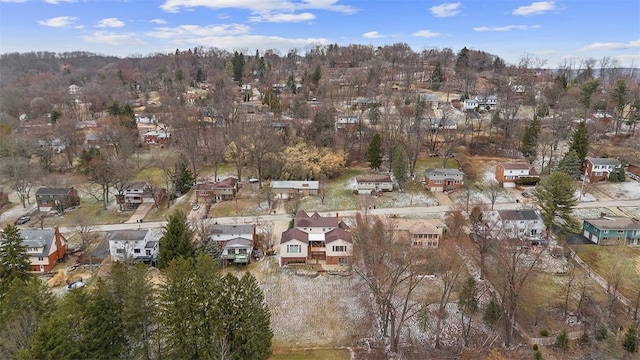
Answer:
[424,168,464,192]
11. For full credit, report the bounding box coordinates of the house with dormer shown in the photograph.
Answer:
[279,210,351,266]
[17,227,67,272]
[475,94,497,111]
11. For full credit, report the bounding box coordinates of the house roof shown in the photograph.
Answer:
[280,228,309,244]
[585,216,640,230]
[390,218,445,235]
[425,168,464,177]
[145,241,158,249]
[223,237,253,249]
[18,229,56,257]
[499,163,532,170]
[271,181,319,190]
[35,187,73,196]
[106,229,150,242]
[498,210,542,222]
[586,157,621,166]
[325,228,352,244]
[294,210,340,228]
[126,182,149,191]
[210,224,254,236]
[356,175,393,183]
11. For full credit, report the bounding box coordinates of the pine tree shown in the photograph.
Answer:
[311,64,322,89]
[521,116,540,160]
[568,121,589,164]
[534,171,579,238]
[555,329,569,351]
[618,166,626,182]
[232,51,245,83]
[366,133,383,170]
[391,145,408,189]
[173,154,194,195]
[80,279,126,359]
[158,211,196,269]
[484,298,501,328]
[623,323,639,353]
[557,149,583,180]
[0,224,32,294]
[431,62,444,91]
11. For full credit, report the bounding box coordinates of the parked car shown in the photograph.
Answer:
[192,203,200,211]
[522,191,531,198]
[248,177,259,183]
[15,216,30,225]
[66,280,85,291]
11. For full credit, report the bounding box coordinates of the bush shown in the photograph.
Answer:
[534,350,542,360]
[540,329,549,337]
[532,344,539,351]
[514,176,541,186]
[555,330,569,351]
[596,323,608,341]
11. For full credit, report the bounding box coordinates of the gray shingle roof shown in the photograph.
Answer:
[586,157,621,166]
[19,229,55,257]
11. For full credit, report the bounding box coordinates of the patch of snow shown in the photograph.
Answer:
[575,190,597,202]
[599,182,640,200]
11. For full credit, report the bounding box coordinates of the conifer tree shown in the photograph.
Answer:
[366,132,383,170]
[158,211,196,269]
[521,116,540,160]
[391,145,408,189]
[80,279,126,359]
[557,149,583,180]
[568,121,590,164]
[534,171,579,238]
[0,224,31,294]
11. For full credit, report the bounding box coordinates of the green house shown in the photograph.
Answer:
[582,216,640,245]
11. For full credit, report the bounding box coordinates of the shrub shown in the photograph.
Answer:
[540,329,549,337]
[532,344,539,351]
[514,176,541,186]
[534,350,542,360]
[596,323,608,341]
[555,330,569,351]
[623,323,639,353]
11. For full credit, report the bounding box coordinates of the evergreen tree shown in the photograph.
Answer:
[232,51,245,83]
[80,279,126,359]
[608,170,619,182]
[458,276,479,347]
[555,329,569,351]
[158,210,196,269]
[623,322,639,353]
[431,62,444,91]
[484,298,501,328]
[568,121,590,164]
[311,64,322,89]
[0,224,32,294]
[618,166,626,182]
[579,80,600,111]
[173,154,194,195]
[557,149,583,180]
[366,133,383,170]
[368,105,381,125]
[521,116,540,160]
[534,171,579,238]
[391,145,408,189]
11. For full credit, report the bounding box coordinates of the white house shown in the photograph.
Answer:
[135,114,157,124]
[495,163,539,188]
[493,210,545,242]
[68,84,81,95]
[355,175,394,193]
[335,115,359,130]
[475,94,498,111]
[463,98,478,111]
[107,229,158,264]
[208,224,256,246]
[270,180,319,199]
[419,93,439,110]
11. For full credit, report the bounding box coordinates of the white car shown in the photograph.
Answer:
[192,203,200,211]
[248,177,259,183]
[66,280,85,291]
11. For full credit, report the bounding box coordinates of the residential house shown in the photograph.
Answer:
[354,97,379,110]
[18,227,66,272]
[582,215,640,245]
[627,163,640,181]
[37,138,66,154]
[475,94,498,111]
[424,168,464,192]
[135,114,157,124]
[419,93,439,110]
[463,98,478,111]
[270,180,319,199]
[335,114,359,130]
[495,163,539,188]
[195,177,239,204]
[389,218,446,248]
[208,224,256,265]
[494,209,545,242]
[68,84,81,95]
[143,130,171,145]
[35,187,80,212]
[583,157,622,182]
[355,175,394,193]
[279,210,351,266]
[85,133,103,149]
[107,229,158,264]
[121,182,159,210]
[429,117,457,130]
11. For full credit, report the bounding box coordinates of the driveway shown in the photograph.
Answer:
[565,232,593,245]
[126,202,154,223]
[433,192,452,206]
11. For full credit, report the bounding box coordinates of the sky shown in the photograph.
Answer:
[0,0,638,68]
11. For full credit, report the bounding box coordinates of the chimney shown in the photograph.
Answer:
[600,212,607,218]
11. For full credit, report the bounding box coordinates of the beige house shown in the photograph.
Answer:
[355,175,394,193]
[388,218,446,248]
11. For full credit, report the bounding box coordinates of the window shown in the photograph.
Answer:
[618,230,624,234]
[38,257,44,261]
[116,248,125,254]
[338,257,349,265]
[239,248,247,254]
[134,249,141,254]
[145,250,151,256]
[287,244,301,254]
[435,180,442,184]
[333,245,347,252]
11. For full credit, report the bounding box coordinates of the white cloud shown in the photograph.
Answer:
[473,25,541,32]
[45,0,77,4]
[160,0,356,15]
[363,31,385,39]
[82,31,144,46]
[37,16,77,27]
[0,0,28,3]
[412,30,441,38]
[147,24,250,39]
[579,39,640,51]
[97,18,125,28]
[513,1,557,16]
[150,19,167,25]
[249,12,315,23]
[430,2,461,17]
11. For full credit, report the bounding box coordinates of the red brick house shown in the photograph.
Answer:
[143,130,171,145]
[583,157,622,182]
[424,168,464,192]
[195,177,239,203]
[35,187,80,212]
[495,163,539,188]
[18,227,66,272]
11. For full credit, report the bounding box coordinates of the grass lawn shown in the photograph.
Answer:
[133,166,165,184]
[299,169,364,212]
[415,157,459,173]
[269,348,350,360]
[41,201,130,228]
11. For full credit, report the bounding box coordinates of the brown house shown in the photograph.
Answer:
[35,187,80,212]
[195,177,239,204]
[18,227,66,272]
[495,163,539,188]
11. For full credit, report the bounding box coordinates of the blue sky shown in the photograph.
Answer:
[0,0,638,68]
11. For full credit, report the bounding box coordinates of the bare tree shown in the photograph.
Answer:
[469,205,494,279]
[72,211,95,270]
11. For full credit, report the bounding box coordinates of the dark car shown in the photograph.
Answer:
[15,216,30,225]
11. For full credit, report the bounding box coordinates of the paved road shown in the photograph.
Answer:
[59,199,640,234]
